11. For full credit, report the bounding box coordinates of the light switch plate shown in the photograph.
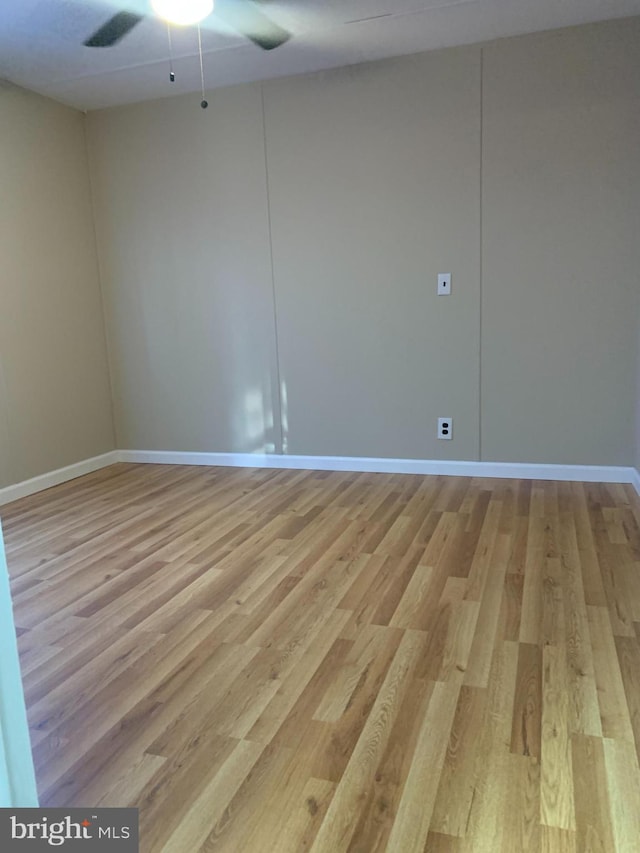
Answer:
[437,273,451,295]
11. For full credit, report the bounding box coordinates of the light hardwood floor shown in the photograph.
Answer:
[4,463,640,851]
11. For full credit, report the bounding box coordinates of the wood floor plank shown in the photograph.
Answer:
[343,673,433,851]
[309,625,407,784]
[499,571,523,641]
[246,609,351,745]
[384,680,460,852]
[540,643,575,831]
[459,640,519,851]
[430,685,489,837]
[560,510,602,737]
[519,515,547,645]
[539,826,577,852]
[587,605,635,742]
[571,734,615,853]
[158,739,266,853]
[245,775,336,853]
[2,464,640,851]
[614,635,640,767]
[602,737,640,853]
[463,532,510,687]
[309,629,429,851]
[510,642,542,759]
[313,623,400,723]
[501,754,541,852]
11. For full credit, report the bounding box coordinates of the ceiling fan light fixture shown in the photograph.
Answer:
[150,0,214,27]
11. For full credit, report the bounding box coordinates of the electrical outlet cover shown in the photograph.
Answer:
[437,417,453,439]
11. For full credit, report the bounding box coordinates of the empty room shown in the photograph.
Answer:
[1,0,640,850]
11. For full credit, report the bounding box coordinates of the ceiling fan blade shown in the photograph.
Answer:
[84,11,144,47]
[214,0,291,50]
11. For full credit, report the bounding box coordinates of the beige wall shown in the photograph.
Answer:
[481,21,640,465]
[87,87,281,454]
[87,17,640,467]
[0,83,114,487]
[263,49,480,459]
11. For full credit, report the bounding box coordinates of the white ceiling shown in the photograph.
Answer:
[1,0,639,110]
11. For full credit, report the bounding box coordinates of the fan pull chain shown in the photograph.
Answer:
[167,24,175,82]
[197,24,208,108]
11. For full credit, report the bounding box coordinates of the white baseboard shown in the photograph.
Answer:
[0,449,635,508]
[118,449,635,485]
[0,451,119,507]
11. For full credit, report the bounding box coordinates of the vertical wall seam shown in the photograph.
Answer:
[83,113,120,451]
[260,83,286,456]
[478,47,484,462]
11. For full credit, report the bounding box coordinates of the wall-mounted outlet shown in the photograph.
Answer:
[437,417,453,440]
[437,273,451,295]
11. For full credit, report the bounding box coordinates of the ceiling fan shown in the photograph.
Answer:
[84,0,292,51]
